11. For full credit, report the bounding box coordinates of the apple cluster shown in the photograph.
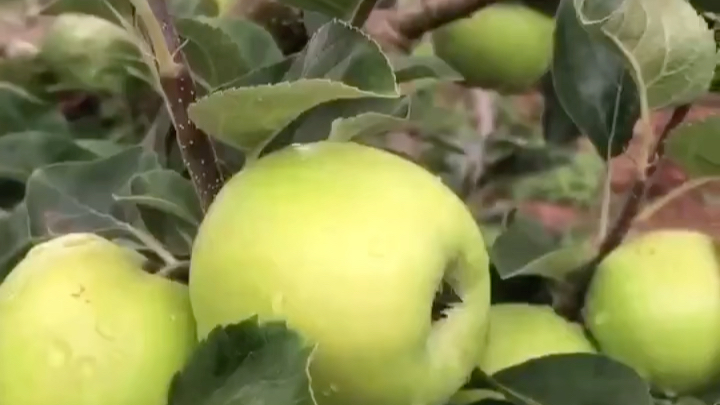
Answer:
[1,141,720,405]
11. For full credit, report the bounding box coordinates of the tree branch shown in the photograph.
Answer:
[135,0,225,211]
[557,104,691,322]
[366,0,501,51]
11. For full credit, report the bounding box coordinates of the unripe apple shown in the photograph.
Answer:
[431,3,555,93]
[584,230,720,394]
[40,13,148,93]
[0,233,197,405]
[189,141,492,405]
[451,303,596,404]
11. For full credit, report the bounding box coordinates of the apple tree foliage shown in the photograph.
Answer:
[0,0,719,404]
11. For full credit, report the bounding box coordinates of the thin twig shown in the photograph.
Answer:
[133,0,224,211]
[350,0,381,28]
[366,0,501,51]
[557,104,691,322]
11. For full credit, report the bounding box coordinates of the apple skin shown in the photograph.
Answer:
[189,141,492,405]
[431,3,554,93]
[0,233,198,405]
[451,303,596,404]
[584,230,720,394]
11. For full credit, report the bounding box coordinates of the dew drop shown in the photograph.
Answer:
[272,294,285,314]
[48,339,71,368]
[77,357,98,379]
[95,322,116,341]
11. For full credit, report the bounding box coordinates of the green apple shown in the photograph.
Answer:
[0,233,197,405]
[451,303,595,404]
[189,141,492,405]
[431,3,555,93]
[40,13,149,94]
[584,229,720,394]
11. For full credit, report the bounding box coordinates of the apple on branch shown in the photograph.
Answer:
[584,229,720,395]
[431,3,555,93]
[0,233,198,405]
[189,140,493,405]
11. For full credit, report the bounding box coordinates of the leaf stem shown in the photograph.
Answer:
[133,0,225,211]
[125,226,178,267]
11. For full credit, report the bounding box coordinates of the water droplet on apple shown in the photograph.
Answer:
[329,383,339,392]
[592,312,609,325]
[48,339,72,368]
[95,322,116,341]
[272,294,285,314]
[77,356,98,379]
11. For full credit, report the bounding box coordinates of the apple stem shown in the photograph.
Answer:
[557,104,690,322]
[134,0,225,212]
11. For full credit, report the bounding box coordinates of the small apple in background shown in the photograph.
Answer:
[584,229,720,395]
[189,141,492,405]
[39,13,149,94]
[451,303,596,404]
[0,233,197,405]
[431,3,555,93]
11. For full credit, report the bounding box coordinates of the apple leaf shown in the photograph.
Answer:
[188,20,400,157]
[167,316,314,405]
[664,116,720,178]
[189,80,398,158]
[176,17,283,91]
[690,0,720,12]
[552,0,640,159]
[490,215,568,280]
[0,89,69,137]
[539,72,582,146]
[488,353,654,405]
[263,97,408,155]
[113,169,203,257]
[0,203,31,283]
[389,54,463,83]
[23,145,160,241]
[0,131,97,182]
[573,0,716,109]
[328,112,410,142]
[75,139,130,157]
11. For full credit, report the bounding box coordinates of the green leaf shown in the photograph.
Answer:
[176,16,283,90]
[490,215,566,280]
[574,0,716,109]
[188,20,400,157]
[283,20,397,91]
[665,115,720,178]
[490,353,654,405]
[0,88,69,136]
[329,112,410,141]
[552,0,640,159]
[390,54,463,83]
[189,79,398,157]
[690,0,720,12]
[0,132,97,182]
[540,72,581,145]
[263,97,407,155]
[167,316,314,405]
[23,146,161,239]
[115,170,203,226]
[0,203,31,282]
[75,139,129,157]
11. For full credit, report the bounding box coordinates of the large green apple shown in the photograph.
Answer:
[451,303,596,404]
[584,229,720,394]
[0,233,197,405]
[431,3,555,93]
[189,141,492,405]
